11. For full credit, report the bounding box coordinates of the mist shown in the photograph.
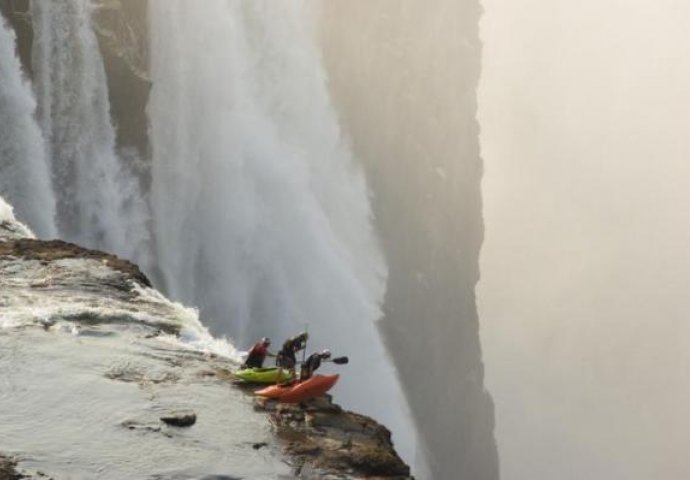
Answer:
[313,2,498,479]
[479,1,690,478]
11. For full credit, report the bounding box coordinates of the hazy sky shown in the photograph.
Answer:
[479,1,690,478]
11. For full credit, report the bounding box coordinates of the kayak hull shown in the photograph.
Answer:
[255,374,339,403]
[234,367,295,384]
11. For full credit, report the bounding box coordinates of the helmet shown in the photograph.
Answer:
[321,349,331,359]
[261,337,271,345]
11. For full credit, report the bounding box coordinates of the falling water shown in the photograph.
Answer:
[30,0,149,263]
[0,12,56,237]
[149,0,418,465]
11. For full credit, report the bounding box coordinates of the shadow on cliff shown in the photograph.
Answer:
[314,1,499,478]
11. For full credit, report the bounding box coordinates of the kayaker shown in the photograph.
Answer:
[300,349,332,380]
[276,332,309,371]
[241,337,273,369]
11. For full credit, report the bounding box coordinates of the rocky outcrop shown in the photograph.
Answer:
[160,410,197,428]
[0,455,23,480]
[0,238,151,288]
[0,207,412,478]
[255,396,412,479]
[0,454,52,480]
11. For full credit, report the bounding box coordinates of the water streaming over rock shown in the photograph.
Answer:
[0,12,56,238]
[0,0,421,470]
[30,0,149,263]
[148,0,418,465]
[0,194,297,480]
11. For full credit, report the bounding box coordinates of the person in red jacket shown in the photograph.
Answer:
[242,337,273,368]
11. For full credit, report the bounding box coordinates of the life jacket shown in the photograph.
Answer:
[248,343,268,357]
[244,342,269,368]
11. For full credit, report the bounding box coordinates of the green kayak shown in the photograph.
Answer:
[234,367,295,384]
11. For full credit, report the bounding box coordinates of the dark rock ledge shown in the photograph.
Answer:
[254,395,413,480]
[0,454,52,480]
[0,238,151,288]
[0,455,22,480]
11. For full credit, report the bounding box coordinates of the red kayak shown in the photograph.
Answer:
[255,374,339,403]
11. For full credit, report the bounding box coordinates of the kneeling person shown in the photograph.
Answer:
[300,349,331,380]
[242,337,273,369]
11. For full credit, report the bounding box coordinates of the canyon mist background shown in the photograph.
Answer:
[480,0,690,478]
[314,2,497,479]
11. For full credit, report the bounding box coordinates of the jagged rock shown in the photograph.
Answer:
[255,397,412,479]
[0,454,24,480]
[0,238,152,288]
[0,453,56,480]
[160,410,197,428]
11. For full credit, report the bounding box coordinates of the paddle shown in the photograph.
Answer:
[301,324,309,364]
[330,356,349,365]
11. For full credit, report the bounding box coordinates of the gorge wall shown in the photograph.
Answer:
[313,2,499,479]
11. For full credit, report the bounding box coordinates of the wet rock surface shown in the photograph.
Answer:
[0,238,151,288]
[160,410,197,428]
[254,395,413,479]
[0,454,53,480]
[0,223,412,478]
[0,455,23,480]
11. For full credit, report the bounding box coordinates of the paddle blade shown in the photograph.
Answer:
[331,356,349,365]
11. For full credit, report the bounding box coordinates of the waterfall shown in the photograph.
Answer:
[0,12,56,237]
[149,0,418,463]
[30,0,149,263]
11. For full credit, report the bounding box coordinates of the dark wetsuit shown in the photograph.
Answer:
[276,333,308,369]
[300,352,327,380]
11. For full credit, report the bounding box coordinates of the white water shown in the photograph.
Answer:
[0,13,56,238]
[149,0,417,465]
[30,0,149,264]
[0,197,284,477]
[0,195,35,240]
[0,190,238,361]
[1,0,418,467]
